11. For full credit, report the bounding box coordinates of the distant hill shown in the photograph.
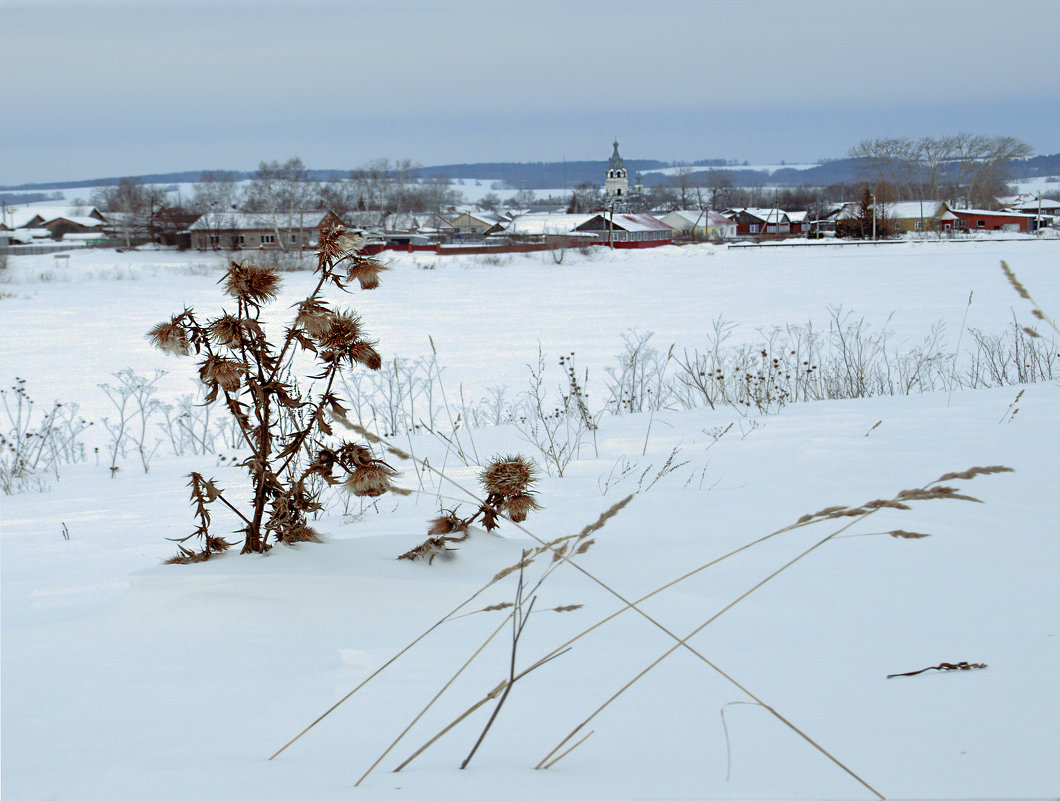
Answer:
[3,153,1057,194]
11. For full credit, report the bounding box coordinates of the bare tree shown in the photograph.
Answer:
[348,158,421,231]
[566,182,602,213]
[190,171,240,214]
[671,166,702,208]
[704,170,732,210]
[243,158,315,250]
[478,192,502,212]
[92,177,166,248]
[851,134,1032,208]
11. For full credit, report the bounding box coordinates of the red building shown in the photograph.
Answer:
[722,208,805,238]
[943,206,1037,233]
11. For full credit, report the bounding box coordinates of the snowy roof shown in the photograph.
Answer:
[0,205,104,229]
[946,207,1037,218]
[502,213,595,236]
[660,210,734,228]
[580,213,673,233]
[46,216,105,228]
[1004,197,1060,212]
[874,201,945,219]
[724,208,789,224]
[451,211,508,226]
[187,211,335,231]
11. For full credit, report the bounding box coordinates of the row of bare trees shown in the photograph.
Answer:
[184,158,464,231]
[849,134,1032,208]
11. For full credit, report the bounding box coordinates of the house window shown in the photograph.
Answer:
[914,221,923,230]
[262,234,275,245]
[290,233,298,243]
[238,235,246,245]
[749,224,760,233]
[209,234,220,246]
[977,220,986,228]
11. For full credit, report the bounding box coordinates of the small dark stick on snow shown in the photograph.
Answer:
[886,661,987,679]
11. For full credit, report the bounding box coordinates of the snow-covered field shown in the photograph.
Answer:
[2,239,1059,801]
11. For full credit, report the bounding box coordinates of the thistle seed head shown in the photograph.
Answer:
[503,492,541,523]
[207,314,244,347]
[350,340,382,370]
[147,319,190,356]
[199,356,245,392]
[223,262,281,306]
[480,454,538,498]
[343,462,397,497]
[295,305,332,338]
[317,226,365,266]
[427,512,463,536]
[347,255,387,290]
[316,311,363,352]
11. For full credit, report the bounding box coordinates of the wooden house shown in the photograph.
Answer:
[188,210,344,251]
[574,212,673,247]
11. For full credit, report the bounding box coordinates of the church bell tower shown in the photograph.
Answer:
[605,139,629,199]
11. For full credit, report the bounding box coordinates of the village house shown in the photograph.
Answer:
[1,205,111,244]
[878,200,949,233]
[658,209,736,240]
[448,210,511,236]
[188,210,344,251]
[941,205,1038,233]
[723,208,805,238]
[1001,196,1060,225]
[574,212,673,247]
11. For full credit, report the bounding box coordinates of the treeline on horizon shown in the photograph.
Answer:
[6,151,1059,195]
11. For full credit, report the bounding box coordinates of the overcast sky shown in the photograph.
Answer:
[2,0,1058,185]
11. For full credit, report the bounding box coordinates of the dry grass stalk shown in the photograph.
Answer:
[271,437,624,767]
[404,464,1010,780]
[365,537,581,782]
[948,290,973,407]
[353,612,515,787]
[460,558,572,770]
[887,529,931,539]
[533,464,1011,795]
[1001,260,1059,337]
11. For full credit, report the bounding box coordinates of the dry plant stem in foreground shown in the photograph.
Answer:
[397,473,947,774]
[535,466,1011,788]
[459,559,572,770]
[374,442,887,797]
[358,507,602,784]
[269,431,606,765]
[148,228,395,560]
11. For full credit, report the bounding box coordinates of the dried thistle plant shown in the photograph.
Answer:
[150,227,398,562]
[398,454,541,562]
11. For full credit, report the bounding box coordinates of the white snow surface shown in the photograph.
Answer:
[2,239,1059,801]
